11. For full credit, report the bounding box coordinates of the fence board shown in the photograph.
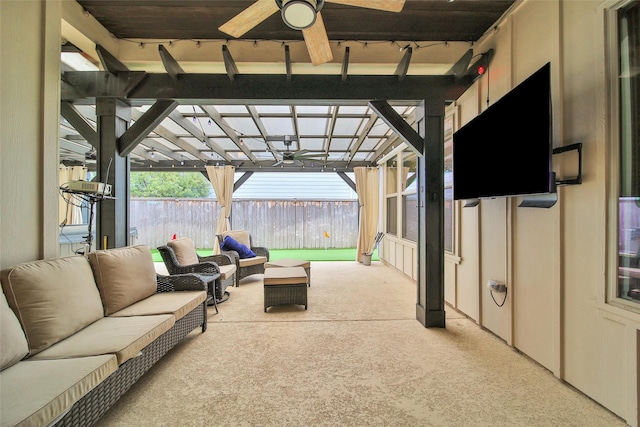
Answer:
[131,198,359,249]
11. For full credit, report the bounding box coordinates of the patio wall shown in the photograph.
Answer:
[130,198,359,250]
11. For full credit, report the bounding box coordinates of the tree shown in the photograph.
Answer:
[130,172,212,198]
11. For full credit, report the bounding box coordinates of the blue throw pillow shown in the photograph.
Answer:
[220,235,256,259]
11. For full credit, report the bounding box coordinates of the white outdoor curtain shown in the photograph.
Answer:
[58,165,87,225]
[206,165,235,254]
[354,166,380,263]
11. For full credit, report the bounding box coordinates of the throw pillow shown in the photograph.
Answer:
[88,245,158,316]
[220,236,256,259]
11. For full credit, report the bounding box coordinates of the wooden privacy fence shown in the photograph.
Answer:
[130,198,360,250]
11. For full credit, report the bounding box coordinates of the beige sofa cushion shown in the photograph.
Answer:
[109,291,206,320]
[0,255,104,356]
[221,230,251,248]
[0,355,117,427]
[0,289,28,371]
[88,245,158,316]
[264,267,308,285]
[30,314,175,365]
[167,237,199,266]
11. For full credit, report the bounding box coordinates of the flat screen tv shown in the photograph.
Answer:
[452,62,554,200]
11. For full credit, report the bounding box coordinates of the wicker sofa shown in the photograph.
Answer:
[216,230,269,286]
[0,245,208,427]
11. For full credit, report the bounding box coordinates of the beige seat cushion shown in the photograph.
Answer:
[109,291,206,320]
[88,245,158,316]
[30,314,175,365]
[239,255,268,268]
[166,237,199,266]
[0,355,117,427]
[264,267,307,285]
[221,230,251,248]
[0,289,29,371]
[219,263,237,280]
[0,256,104,356]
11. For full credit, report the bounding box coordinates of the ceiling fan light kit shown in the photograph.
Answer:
[281,0,320,30]
[218,0,405,66]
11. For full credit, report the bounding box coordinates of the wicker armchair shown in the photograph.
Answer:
[157,237,236,305]
[216,230,269,286]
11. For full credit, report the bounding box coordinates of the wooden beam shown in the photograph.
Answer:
[62,72,476,104]
[199,105,257,162]
[247,106,279,160]
[167,109,233,162]
[158,44,185,79]
[337,171,356,191]
[129,159,372,172]
[60,101,97,148]
[119,100,177,156]
[446,48,473,80]
[341,46,350,82]
[95,44,129,74]
[130,108,214,164]
[394,47,412,82]
[368,100,423,156]
[284,45,292,82]
[348,112,377,164]
[233,171,254,191]
[222,45,239,81]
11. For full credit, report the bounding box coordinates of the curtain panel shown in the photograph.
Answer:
[354,167,380,263]
[206,165,235,254]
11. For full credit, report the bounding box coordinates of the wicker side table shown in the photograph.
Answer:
[263,266,308,312]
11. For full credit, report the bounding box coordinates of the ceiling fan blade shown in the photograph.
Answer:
[218,0,279,38]
[295,153,327,159]
[302,12,333,66]
[325,0,405,13]
[273,159,284,166]
[293,149,310,156]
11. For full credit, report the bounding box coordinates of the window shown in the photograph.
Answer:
[444,107,455,253]
[387,195,398,236]
[402,150,418,241]
[386,158,398,236]
[615,1,640,303]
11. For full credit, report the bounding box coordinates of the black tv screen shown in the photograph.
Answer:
[453,62,554,200]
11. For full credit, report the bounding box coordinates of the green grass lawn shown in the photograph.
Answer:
[150,247,379,262]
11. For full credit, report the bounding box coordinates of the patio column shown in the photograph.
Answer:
[416,99,446,328]
[95,98,130,250]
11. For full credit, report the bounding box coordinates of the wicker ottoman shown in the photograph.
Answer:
[263,266,308,312]
[264,258,311,286]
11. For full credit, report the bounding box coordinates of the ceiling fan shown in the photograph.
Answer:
[272,135,326,166]
[218,0,406,66]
